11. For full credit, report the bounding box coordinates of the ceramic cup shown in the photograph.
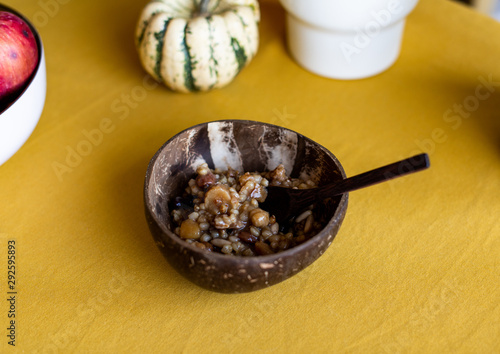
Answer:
[279,0,419,79]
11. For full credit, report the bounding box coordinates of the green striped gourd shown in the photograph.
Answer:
[136,0,260,93]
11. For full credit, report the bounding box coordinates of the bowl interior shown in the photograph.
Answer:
[146,120,345,249]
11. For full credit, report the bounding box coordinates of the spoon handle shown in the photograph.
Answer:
[320,153,430,197]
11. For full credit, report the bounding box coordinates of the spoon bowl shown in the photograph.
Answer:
[261,154,430,225]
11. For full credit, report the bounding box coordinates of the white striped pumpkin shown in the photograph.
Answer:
[135,0,260,93]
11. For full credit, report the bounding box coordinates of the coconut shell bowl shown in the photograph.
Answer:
[143,120,348,293]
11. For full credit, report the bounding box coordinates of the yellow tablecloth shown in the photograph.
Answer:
[1,0,500,352]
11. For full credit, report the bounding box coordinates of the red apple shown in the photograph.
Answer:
[0,11,38,101]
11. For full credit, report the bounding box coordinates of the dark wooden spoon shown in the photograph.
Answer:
[260,153,430,225]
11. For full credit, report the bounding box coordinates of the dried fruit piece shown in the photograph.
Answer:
[204,185,231,215]
[238,231,258,244]
[201,241,214,251]
[196,172,216,188]
[255,241,274,255]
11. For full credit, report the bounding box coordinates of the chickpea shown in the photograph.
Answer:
[249,208,269,228]
[179,219,201,239]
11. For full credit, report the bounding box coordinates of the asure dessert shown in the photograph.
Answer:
[171,163,325,256]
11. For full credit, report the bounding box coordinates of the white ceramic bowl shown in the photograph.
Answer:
[0,5,46,166]
[280,0,419,80]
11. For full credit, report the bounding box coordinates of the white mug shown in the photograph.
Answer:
[279,0,419,79]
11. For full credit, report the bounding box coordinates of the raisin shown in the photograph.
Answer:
[255,241,274,255]
[196,173,216,188]
[238,231,258,244]
[201,242,214,251]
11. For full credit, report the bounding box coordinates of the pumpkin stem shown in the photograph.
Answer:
[198,0,210,16]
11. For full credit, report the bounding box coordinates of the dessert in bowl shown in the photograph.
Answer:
[144,120,348,293]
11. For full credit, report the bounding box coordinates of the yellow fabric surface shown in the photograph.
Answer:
[1,0,499,352]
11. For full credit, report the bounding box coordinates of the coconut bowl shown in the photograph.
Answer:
[144,120,348,293]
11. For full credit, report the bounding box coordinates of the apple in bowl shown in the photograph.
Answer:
[0,4,46,166]
[0,11,39,108]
